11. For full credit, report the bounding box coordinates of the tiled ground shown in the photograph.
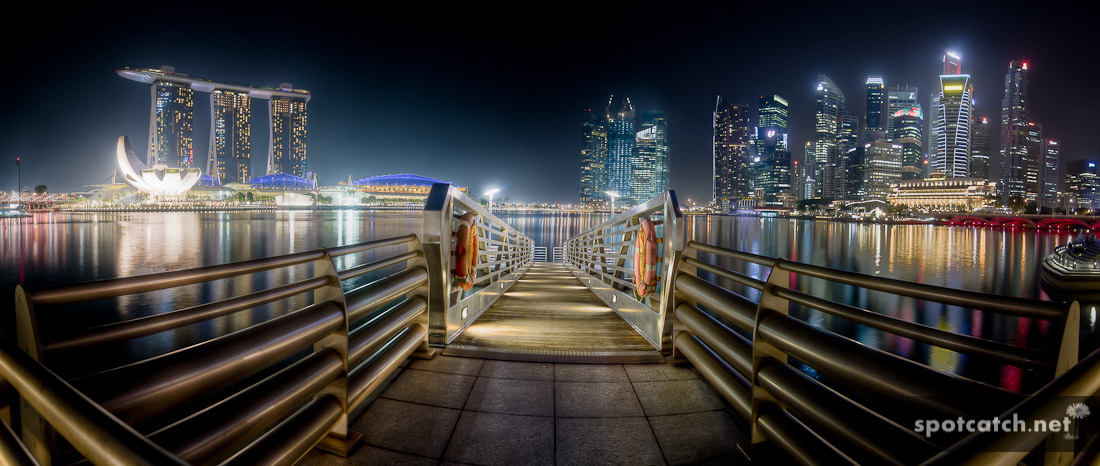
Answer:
[301,356,749,466]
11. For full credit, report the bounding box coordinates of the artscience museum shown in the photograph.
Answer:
[116,135,201,201]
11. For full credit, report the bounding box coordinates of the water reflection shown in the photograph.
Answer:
[0,211,1077,389]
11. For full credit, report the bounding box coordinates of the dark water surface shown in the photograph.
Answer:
[0,210,1087,390]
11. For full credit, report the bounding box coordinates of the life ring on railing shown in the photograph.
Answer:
[453,213,479,290]
[634,218,659,298]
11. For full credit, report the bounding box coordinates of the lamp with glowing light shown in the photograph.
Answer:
[484,188,500,212]
[605,191,619,214]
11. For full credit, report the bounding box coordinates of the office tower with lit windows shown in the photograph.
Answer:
[755,95,789,155]
[605,94,635,204]
[713,97,752,208]
[892,106,923,179]
[1066,159,1100,211]
[579,108,608,207]
[845,146,867,201]
[932,72,972,178]
[269,95,308,178]
[1040,139,1060,211]
[753,150,792,206]
[815,75,846,200]
[970,116,991,181]
[151,80,195,168]
[999,60,1032,203]
[1021,122,1044,206]
[864,141,904,200]
[209,90,251,184]
[886,84,918,134]
[633,110,669,202]
[801,142,815,201]
[864,77,886,142]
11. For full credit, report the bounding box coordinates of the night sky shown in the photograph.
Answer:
[4,4,1097,203]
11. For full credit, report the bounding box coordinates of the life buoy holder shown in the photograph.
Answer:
[634,218,659,298]
[453,213,479,290]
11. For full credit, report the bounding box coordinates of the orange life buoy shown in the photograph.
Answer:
[453,213,479,290]
[634,218,659,298]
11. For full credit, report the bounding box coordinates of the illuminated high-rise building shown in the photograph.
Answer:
[579,108,608,207]
[119,68,311,185]
[633,110,669,202]
[210,90,251,183]
[970,116,991,181]
[1066,159,1100,211]
[864,141,904,200]
[814,75,846,200]
[753,150,792,206]
[892,106,923,180]
[865,77,886,135]
[606,94,635,204]
[932,72,972,178]
[886,84,918,134]
[713,97,751,208]
[943,50,962,75]
[1040,139,1060,211]
[269,94,308,177]
[999,60,1032,203]
[755,95,789,155]
[150,79,195,168]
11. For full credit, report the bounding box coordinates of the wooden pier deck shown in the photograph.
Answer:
[444,263,663,363]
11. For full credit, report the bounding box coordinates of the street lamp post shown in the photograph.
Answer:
[484,188,500,213]
[15,156,21,205]
[605,191,619,216]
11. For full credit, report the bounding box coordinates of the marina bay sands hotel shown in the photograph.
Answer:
[118,66,310,184]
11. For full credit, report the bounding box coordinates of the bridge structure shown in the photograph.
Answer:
[1,184,1098,465]
[0,193,75,210]
[938,214,1100,232]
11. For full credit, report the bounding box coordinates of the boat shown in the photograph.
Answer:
[1041,235,1100,300]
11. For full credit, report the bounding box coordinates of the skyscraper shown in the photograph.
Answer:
[713,97,751,209]
[944,50,962,75]
[633,110,669,202]
[892,106,924,180]
[1040,139,1060,211]
[932,73,972,178]
[753,150,792,206]
[151,80,195,168]
[755,95,789,155]
[815,75,846,200]
[269,94,308,177]
[865,77,886,139]
[886,85,918,134]
[1023,122,1044,206]
[579,108,608,207]
[1065,159,1100,212]
[606,94,635,204]
[970,116,991,181]
[210,90,251,184]
[864,141,904,200]
[999,60,1032,203]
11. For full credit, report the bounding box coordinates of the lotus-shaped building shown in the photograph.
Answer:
[116,135,201,201]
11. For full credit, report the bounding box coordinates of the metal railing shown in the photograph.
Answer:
[671,233,1083,464]
[533,247,547,262]
[552,246,564,263]
[562,191,684,351]
[2,233,432,465]
[421,183,534,345]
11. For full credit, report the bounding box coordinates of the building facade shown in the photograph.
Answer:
[864,141,904,200]
[753,150,792,206]
[1065,160,1100,211]
[1040,138,1060,211]
[999,60,1032,203]
[970,116,991,182]
[815,75,846,200]
[270,96,308,177]
[932,74,972,178]
[579,108,608,207]
[887,177,996,211]
[151,80,195,168]
[887,84,918,135]
[892,107,923,180]
[713,97,752,209]
[210,90,252,183]
[633,111,669,203]
[606,95,635,203]
[865,77,886,140]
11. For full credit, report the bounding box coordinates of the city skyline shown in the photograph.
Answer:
[3,5,1098,203]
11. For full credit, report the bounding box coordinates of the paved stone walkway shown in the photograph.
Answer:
[301,355,749,465]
